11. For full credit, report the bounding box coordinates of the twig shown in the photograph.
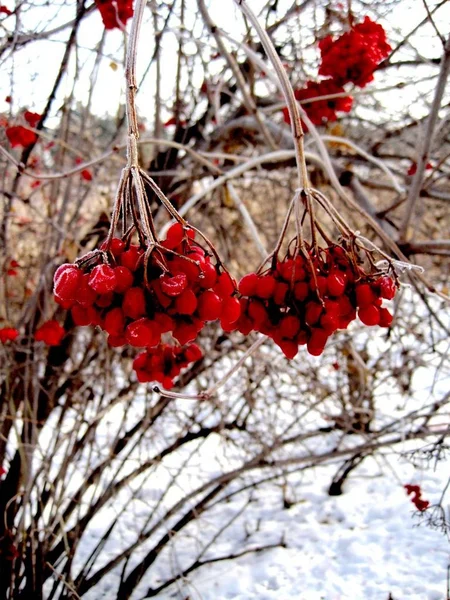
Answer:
[233,0,309,191]
[399,35,450,241]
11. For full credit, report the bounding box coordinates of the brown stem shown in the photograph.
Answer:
[234,0,309,190]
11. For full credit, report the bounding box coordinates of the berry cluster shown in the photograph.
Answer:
[133,342,203,388]
[95,0,133,30]
[282,79,353,128]
[404,484,429,512]
[35,320,66,346]
[234,245,397,358]
[53,223,240,350]
[4,110,41,148]
[319,17,391,88]
[0,327,18,343]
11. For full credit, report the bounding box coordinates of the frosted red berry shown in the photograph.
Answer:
[160,273,188,297]
[54,264,82,302]
[88,264,117,294]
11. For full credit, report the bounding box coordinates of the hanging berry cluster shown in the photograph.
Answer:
[48,4,398,390]
[54,224,240,349]
[318,16,391,88]
[95,0,133,30]
[235,246,396,359]
[3,110,41,148]
[52,154,243,387]
[283,16,390,127]
[282,79,353,129]
[234,187,398,359]
[133,342,203,388]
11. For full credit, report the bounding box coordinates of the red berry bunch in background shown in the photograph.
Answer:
[282,79,353,128]
[133,342,203,388]
[234,244,397,359]
[3,109,42,148]
[35,320,66,346]
[407,161,433,176]
[404,484,430,512]
[95,0,133,30]
[0,327,19,343]
[319,16,391,88]
[53,223,240,350]
[5,125,37,148]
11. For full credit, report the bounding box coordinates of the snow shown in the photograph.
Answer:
[145,456,448,600]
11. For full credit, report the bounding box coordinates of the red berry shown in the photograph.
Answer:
[88,264,117,294]
[214,272,236,298]
[324,299,340,316]
[379,307,393,327]
[101,237,125,256]
[95,292,114,308]
[123,287,146,319]
[197,291,222,321]
[53,264,82,301]
[338,295,354,316]
[151,279,172,308]
[273,282,289,305]
[247,301,267,326]
[294,282,309,302]
[113,266,134,293]
[279,315,301,339]
[255,275,276,299]
[307,329,329,356]
[278,339,299,359]
[305,302,323,326]
[76,274,98,307]
[198,261,217,288]
[184,343,203,362]
[278,258,294,281]
[221,296,241,324]
[405,484,421,496]
[165,222,185,247]
[125,318,161,347]
[320,312,339,333]
[154,312,174,333]
[310,275,327,296]
[0,327,19,343]
[71,305,98,326]
[356,283,376,307]
[236,314,254,335]
[327,272,346,297]
[103,307,125,336]
[160,273,188,297]
[172,322,198,345]
[133,352,148,371]
[174,289,198,315]
[238,273,258,296]
[108,335,127,347]
[377,276,396,300]
[120,245,142,271]
[171,257,200,281]
[35,320,65,346]
[358,305,380,326]
[414,499,429,512]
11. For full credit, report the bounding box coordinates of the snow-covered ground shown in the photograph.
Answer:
[153,455,448,600]
[37,289,450,600]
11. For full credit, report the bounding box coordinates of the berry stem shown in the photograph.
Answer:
[104,169,128,248]
[124,0,145,150]
[263,194,296,272]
